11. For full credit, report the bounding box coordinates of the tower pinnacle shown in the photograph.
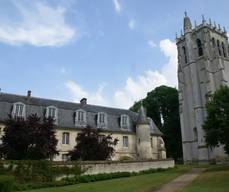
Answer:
[183,12,192,33]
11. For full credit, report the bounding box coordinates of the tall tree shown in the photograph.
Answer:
[203,85,229,155]
[0,114,58,160]
[69,126,118,160]
[130,85,183,161]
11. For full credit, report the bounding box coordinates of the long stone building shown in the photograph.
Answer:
[177,13,229,161]
[0,91,166,161]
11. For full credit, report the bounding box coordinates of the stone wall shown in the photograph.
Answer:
[80,159,174,175]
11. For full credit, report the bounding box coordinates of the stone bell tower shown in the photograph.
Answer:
[177,13,229,162]
[136,105,152,159]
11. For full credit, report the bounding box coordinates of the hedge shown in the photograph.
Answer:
[0,175,14,192]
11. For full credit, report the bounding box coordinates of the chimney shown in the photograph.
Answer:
[80,98,87,105]
[27,90,32,98]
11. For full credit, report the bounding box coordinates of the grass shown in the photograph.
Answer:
[24,166,190,192]
[180,165,229,192]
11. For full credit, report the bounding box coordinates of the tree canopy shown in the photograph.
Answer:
[0,114,58,160]
[69,126,118,160]
[130,85,183,161]
[203,85,229,154]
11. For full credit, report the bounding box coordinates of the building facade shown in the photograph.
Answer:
[0,91,166,161]
[177,14,229,161]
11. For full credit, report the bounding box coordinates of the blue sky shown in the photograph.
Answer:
[0,0,229,108]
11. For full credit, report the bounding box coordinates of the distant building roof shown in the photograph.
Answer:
[0,92,162,136]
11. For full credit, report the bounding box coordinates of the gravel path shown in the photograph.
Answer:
[154,168,206,192]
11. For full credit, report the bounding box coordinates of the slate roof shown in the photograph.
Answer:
[0,92,162,136]
[137,105,149,125]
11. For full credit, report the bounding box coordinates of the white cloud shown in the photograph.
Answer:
[160,39,178,87]
[114,71,167,108]
[65,39,178,109]
[66,81,109,106]
[113,39,177,108]
[113,0,121,13]
[148,40,157,48]
[0,2,75,47]
[128,19,136,30]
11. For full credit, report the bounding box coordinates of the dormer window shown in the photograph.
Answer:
[97,112,107,128]
[12,102,26,118]
[75,109,87,127]
[46,106,58,123]
[120,114,129,129]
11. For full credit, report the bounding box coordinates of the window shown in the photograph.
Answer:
[62,132,70,144]
[75,109,86,126]
[99,113,105,123]
[196,39,203,56]
[151,138,153,148]
[193,127,198,141]
[212,38,215,47]
[182,46,188,63]
[46,106,58,120]
[62,154,69,161]
[123,136,128,148]
[12,102,26,118]
[98,135,105,143]
[120,115,129,129]
[217,40,222,56]
[97,112,107,128]
[222,42,227,57]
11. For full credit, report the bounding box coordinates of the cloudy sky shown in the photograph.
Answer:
[0,0,228,109]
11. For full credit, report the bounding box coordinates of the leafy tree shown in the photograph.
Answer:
[0,114,58,160]
[69,126,118,160]
[0,117,29,160]
[130,85,182,161]
[203,85,229,155]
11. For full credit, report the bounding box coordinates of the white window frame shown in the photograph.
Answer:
[75,109,87,127]
[62,132,70,145]
[45,106,58,124]
[97,112,107,128]
[120,114,129,129]
[123,136,129,148]
[12,102,26,118]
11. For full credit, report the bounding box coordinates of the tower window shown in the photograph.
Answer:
[212,38,215,47]
[217,40,222,56]
[182,46,188,63]
[222,42,227,57]
[196,39,203,56]
[193,127,198,141]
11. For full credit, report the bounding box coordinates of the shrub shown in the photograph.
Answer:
[0,175,14,192]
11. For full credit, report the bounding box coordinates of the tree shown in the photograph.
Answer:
[0,117,29,160]
[0,114,58,160]
[130,85,183,161]
[203,85,229,155]
[69,126,118,160]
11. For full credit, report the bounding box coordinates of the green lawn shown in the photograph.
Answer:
[180,166,229,192]
[24,166,190,192]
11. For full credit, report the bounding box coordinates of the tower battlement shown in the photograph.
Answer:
[176,14,228,43]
